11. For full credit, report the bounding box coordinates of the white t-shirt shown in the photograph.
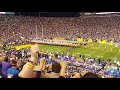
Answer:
[22,53,24,57]
[58,55,61,58]
[49,56,52,59]
[117,62,120,65]
[66,55,69,59]
[7,74,13,78]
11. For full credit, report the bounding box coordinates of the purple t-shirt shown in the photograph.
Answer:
[2,61,12,75]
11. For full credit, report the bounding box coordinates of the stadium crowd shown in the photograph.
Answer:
[0,14,120,45]
[0,14,120,78]
[0,44,120,78]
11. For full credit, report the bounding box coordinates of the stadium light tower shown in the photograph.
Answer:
[35,25,44,40]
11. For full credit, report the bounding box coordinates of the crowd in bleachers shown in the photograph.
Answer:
[0,15,120,44]
[0,14,120,78]
[0,44,120,78]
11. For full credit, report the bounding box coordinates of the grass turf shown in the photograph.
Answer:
[14,43,120,62]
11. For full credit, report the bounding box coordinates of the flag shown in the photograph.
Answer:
[77,38,81,42]
[88,39,93,43]
[77,38,83,43]
[97,39,101,43]
[101,40,106,44]
[81,38,83,42]
[109,41,114,45]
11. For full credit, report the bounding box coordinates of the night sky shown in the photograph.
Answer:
[15,12,80,17]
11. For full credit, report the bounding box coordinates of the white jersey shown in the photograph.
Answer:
[115,43,119,47]
[66,55,69,59]
[21,50,25,57]
[27,52,31,56]
[117,61,120,65]
[57,55,60,58]
[49,56,51,59]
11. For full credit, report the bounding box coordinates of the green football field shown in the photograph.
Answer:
[38,43,120,62]
[14,42,120,62]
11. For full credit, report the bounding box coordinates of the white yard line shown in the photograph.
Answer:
[89,44,103,55]
[112,51,120,60]
[99,50,110,57]
[98,47,116,58]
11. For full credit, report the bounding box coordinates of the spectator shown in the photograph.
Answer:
[0,15,120,44]
[1,56,12,78]
[43,62,61,78]
[0,14,120,78]
[7,60,19,78]
[17,44,66,78]
[0,53,3,75]
[72,72,81,78]
[81,72,101,78]
[16,60,23,71]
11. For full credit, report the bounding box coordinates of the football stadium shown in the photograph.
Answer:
[0,12,120,78]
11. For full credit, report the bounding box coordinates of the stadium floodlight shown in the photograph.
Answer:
[81,12,120,16]
[95,12,120,15]
[0,12,15,15]
[84,13,92,15]
[0,12,5,14]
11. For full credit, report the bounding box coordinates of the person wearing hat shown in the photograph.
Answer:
[7,60,19,78]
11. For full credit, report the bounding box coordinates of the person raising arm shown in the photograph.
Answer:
[33,57,46,78]
[59,61,66,78]
[18,44,39,78]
